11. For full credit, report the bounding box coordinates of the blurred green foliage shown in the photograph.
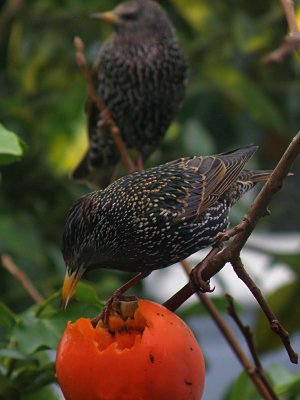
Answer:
[0,284,102,399]
[0,124,24,166]
[225,366,300,399]
[0,0,300,398]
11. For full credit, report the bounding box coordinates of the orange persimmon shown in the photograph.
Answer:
[56,299,205,400]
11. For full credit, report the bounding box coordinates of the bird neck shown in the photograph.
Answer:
[111,30,174,59]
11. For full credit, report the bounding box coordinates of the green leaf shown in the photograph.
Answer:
[0,124,25,164]
[49,301,102,330]
[0,349,28,361]
[0,302,17,332]
[21,384,60,400]
[0,374,20,400]
[74,281,103,308]
[268,364,300,395]
[12,314,61,354]
[226,371,261,400]
[12,362,55,394]
[254,281,300,353]
[12,295,102,355]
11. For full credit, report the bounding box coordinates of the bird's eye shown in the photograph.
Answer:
[120,11,139,21]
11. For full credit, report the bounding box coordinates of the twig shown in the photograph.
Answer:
[262,35,300,64]
[231,257,298,364]
[225,294,279,399]
[262,0,300,63]
[280,0,300,35]
[180,260,277,400]
[1,254,44,304]
[165,131,300,363]
[226,294,262,369]
[164,248,222,311]
[74,36,135,174]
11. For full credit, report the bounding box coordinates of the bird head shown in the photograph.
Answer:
[61,193,99,308]
[91,0,173,37]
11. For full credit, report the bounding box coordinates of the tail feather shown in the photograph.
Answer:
[239,169,273,183]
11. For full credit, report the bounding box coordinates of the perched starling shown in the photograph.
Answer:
[72,0,188,189]
[62,145,272,307]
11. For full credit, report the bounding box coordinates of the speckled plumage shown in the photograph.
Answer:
[63,145,272,277]
[72,0,188,189]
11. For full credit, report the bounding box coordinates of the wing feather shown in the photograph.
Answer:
[173,145,258,220]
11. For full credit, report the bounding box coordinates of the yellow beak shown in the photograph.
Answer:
[90,11,120,25]
[61,268,85,309]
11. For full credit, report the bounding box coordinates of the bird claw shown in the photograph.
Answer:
[190,267,215,293]
[91,294,138,330]
[215,231,230,242]
[215,219,248,243]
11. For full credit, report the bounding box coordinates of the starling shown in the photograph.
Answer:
[72,0,188,189]
[62,145,272,307]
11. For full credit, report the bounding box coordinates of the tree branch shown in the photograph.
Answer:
[262,0,300,63]
[226,294,279,399]
[179,260,278,400]
[226,294,262,369]
[74,36,135,174]
[1,254,44,304]
[165,132,300,363]
[230,257,297,363]
[280,0,300,35]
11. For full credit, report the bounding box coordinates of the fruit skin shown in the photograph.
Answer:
[56,300,205,400]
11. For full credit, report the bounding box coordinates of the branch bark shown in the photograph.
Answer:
[1,254,45,304]
[165,132,300,363]
[262,0,300,63]
[74,36,135,174]
[226,294,278,399]
[180,260,278,400]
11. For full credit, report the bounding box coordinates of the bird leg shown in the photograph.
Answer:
[215,218,250,243]
[91,271,150,329]
[217,209,272,243]
[190,244,223,293]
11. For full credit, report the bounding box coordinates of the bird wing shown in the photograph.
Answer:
[170,145,258,221]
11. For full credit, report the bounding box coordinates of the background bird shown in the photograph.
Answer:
[62,144,272,307]
[72,0,188,189]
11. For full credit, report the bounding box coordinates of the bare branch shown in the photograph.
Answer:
[262,34,300,64]
[231,257,298,364]
[165,132,300,363]
[226,294,279,399]
[280,0,300,35]
[226,294,262,369]
[1,254,44,304]
[179,260,278,400]
[74,36,135,174]
[262,0,300,63]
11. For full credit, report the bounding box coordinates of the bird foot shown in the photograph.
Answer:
[215,218,249,243]
[189,245,222,293]
[91,295,138,330]
[190,266,215,293]
[91,272,150,329]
